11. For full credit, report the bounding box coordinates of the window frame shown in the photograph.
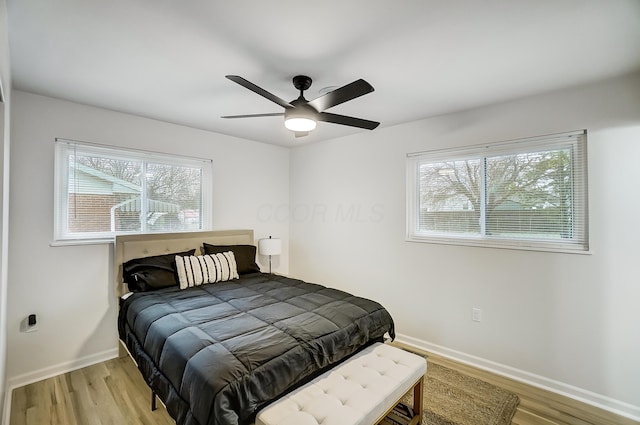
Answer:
[406,130,589,253]
[53,139,213,243]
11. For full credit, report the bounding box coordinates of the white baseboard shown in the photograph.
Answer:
[2,347,119,425]
[395,333,640,423]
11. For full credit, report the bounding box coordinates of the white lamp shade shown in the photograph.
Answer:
[258,237,282,256]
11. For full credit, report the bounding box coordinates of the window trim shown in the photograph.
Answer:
[406,130,589,254]
[53,138,213,243]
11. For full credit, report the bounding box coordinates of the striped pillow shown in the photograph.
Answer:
[175,251,239,289]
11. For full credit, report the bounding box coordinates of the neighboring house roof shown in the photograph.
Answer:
[69,163,181,214]
[69,163,141,195]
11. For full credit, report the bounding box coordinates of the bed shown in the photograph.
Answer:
[115,230,395,425]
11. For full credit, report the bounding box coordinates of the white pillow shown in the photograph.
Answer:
[175,251,239,289]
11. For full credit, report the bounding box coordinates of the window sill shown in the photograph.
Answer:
[50,238,114,247]
[406,235,591,255]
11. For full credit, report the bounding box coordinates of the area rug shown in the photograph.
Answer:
[384,360,519,425]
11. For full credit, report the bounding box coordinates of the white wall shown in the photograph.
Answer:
[5,73,640,420]
[0,0,11,420]
[290,72,640,419]
[6,91,290,387]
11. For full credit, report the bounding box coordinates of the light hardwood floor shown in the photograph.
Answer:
[10,347,640,425]
[10,355,174,425]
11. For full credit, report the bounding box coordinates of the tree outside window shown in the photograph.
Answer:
[407,131,587,252]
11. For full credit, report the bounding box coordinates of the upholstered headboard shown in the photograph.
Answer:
[114,229,254,296]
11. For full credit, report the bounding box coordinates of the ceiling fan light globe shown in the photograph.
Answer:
[284,117,316,132]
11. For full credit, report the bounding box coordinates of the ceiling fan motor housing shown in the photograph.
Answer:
[285,101,317,119]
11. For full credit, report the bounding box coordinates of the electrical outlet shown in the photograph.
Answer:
[20,315,38,333]
[471,307,482,322]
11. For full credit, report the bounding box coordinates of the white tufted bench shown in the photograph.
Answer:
[256,343,427,425]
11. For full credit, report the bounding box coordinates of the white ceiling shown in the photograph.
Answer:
[7,0,640,147]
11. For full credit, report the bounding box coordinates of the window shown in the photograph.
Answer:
[406,130,588,252]
[54,139,212,241]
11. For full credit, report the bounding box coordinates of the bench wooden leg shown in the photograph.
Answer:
[409,378,424,425]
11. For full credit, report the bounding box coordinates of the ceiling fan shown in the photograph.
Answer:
[222,75,380,137]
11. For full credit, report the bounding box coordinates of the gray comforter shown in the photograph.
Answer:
[118,273,395,425]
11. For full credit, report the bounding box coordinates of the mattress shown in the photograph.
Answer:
[118,272,395,425]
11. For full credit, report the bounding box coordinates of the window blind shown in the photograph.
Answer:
[406,130,588,253]
[54,139,213,242]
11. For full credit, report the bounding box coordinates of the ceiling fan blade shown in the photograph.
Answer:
[226,75,293,109]
[307,79,374,112]
[221,113,284,119]
[317,112,380,130]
